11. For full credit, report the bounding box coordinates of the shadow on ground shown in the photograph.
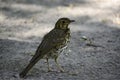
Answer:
[0,23,120,80]
[0,0,120,80]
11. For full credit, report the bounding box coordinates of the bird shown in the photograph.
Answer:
[19,17,75,78]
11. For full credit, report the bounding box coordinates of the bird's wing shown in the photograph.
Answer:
[30,29,67,62]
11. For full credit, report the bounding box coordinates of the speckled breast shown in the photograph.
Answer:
[44,32,70,59]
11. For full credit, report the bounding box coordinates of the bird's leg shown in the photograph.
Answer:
[54,58,64,72]
[46,58,52,72]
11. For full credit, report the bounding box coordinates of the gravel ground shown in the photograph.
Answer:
[0,0,120,80]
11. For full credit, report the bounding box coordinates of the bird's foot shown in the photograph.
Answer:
[59,68,64,72]
[48,68,52,72]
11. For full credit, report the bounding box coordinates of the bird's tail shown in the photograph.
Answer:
[19,61,36,78]
[19,56,41,78]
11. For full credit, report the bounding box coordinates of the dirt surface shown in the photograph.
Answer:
[0,0,120,80]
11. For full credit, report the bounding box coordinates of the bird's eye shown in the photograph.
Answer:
[62,21,65,23]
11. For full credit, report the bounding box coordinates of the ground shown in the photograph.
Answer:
[0,0,120,80]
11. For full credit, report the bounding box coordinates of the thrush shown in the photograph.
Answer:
[19,17,75,78]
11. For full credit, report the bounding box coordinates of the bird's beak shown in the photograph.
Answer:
[70,20,75,22]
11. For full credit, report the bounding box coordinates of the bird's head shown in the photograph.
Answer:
[55,18,75,29]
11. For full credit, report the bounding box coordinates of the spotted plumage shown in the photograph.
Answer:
[19,18,75,78]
